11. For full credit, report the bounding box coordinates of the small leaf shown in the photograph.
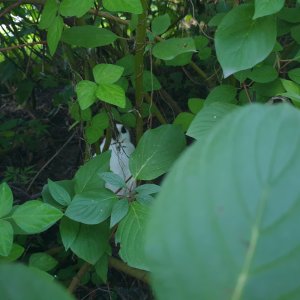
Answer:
[0,182,13,218]
[151,14,171,35]
[48,179,71,206]
[110,199,129,228]
[59,217,80,251]
[59,0,94,17]
[135,184,161,195]
[85,125,103,144]
[12,200,63,234]
[76,80,97,110]
[288,68,300,84]
[253,0,284,19]
[92,112,109,129]
[38,0,58,30]
[173,112,194,132]
[70,223,109,264]
[215,4,277,77]
[248,65,278,83]
[96,83,126,108]
[95,254,109,283]
[93,64,124,84]
[116,202,150,270]
[65,190,117,225]
[205,85,237,105]
[129,125,186,180]
[47,15,64,56]
[100,172,126,189]
[0,220,13,256]
[62,26,118,48]
[136,194,154,206]
[0,244,24,263]
[29,253,58,272]
[102,0,143,14]
[188,98,204,114]
[152,37,196,60]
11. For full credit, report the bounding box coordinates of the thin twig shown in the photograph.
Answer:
[68,262,91,293]
[27,131,77,191]
[0,41,47,52]
[0,0,23,18]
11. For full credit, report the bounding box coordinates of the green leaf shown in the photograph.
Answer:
[146,104,300,299]
[194,36,209,50]
[288,68,300,84]
[65,190,117,225]
[0,182,13,218]
[278,8,300,23]
[248,65,278,83]
[96,83,126,108]
[152,37,196,60]
[291,25,300,44]
[165,52,193,66]
[116,202,149,270]
[188,98,204,114]
[142,71,161,91]
[95,254,108,283]
[12,200,63,234]
[110,199,129,228]
[173,112,194,132]
[102,0,143,14]
[85,125,103,144]
[253,0,284,19]
[93,64,124,84]
[0,244,24,263]
[129,125,186,180]
[38,0,58,30]
[136,194,154,206]
[59,217,80,251]
[48,179,71,206]
[62,26,118,48]
[215,4,277,77]
[47,15,64,56]
[92,112,109,129]
[100,172,126,189]
[70,223,109,264]
[135,184,161,195]
[0,263,74,300]
[59,0,94,17]
[0,220,13,256]
[74,152,110,194]
[151,14,170,35]
[29,253,58,272]
[187,102,237,140]
[76,80,97,110]
[205,84,237,105]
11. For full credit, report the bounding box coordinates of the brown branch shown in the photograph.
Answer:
[0,0,23,18]
[0,41,47,52]
[68,262,91,293]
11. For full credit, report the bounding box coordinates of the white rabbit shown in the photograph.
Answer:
[100,124,136,196]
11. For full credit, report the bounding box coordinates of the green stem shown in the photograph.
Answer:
[134,0,148,142]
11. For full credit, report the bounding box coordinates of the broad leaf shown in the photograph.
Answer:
[152,38,196,60]
[173,112,194,132]
[129,125,186,180]
[135,184,161,195]
[215,4,277,77]
[65,190,117,225]
[110,199,129,228]
[102,0,143,14]
[0,264,74,300]
[59,217,80,251]
[48,179,71,206]
[0,182,13,218]
[187,102,238,140]
[151,14,171,35]
[47,16,64,56]
[100,172,126,189]
[12,200,63,234]
[288,68,300,84]
[76,80,97,110]
[70,223,109,264]
[205,84,237,105]
[62,26,117,48]
[38,0,58,30]
[74,152,110,194]
[248,65,278,83]
[0,244,24,263]
[0,220,13,256]
[253,0,284,19]
[59,0,94,17]
[93,64,124,84]
[146,104,300,299]
[29,253,58,272]
[116,202,150,270]
[96,83,126,108]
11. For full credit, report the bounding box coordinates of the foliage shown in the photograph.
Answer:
[1,0,300,299]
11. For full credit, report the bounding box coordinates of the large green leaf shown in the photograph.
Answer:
[93,64,124,84]
[11,200,63,234]
[47,16,64,56]
[102,0,143,14]
[76,80,97,110]
[129,125,186,180]
[0,182,13,218]
[205,84,237,105]
[151,14,171,36]
[0,263,74,300]
[48,179,71,206]
[0,220,13,256]
[70,223,109,264]
[187,102,237,140]
[152,38,196,60]
[59,0,94,17]
[65,190,117,224]
[62,26,117,48]
[146,104,300,299]
[215,4,277,77]
[116,202,150,270]
[96,83,126,108]
[253,0,284,19]
[74,152,110,194]
[38,0,58,30]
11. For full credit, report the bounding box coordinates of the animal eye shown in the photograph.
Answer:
[121,126,126,134]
